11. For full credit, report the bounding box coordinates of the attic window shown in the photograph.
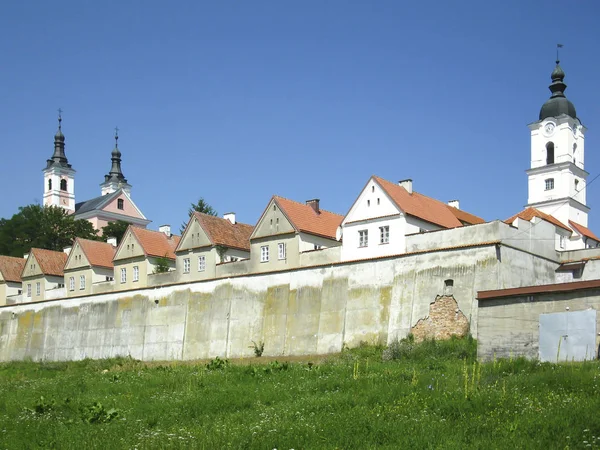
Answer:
[60,179,67,191]
[367,200,371,207]
[117,199,124,210]
[377,198,380,205]
[371,186,375,193]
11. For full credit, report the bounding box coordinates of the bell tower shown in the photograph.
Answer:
[100,127,132,196]
[526,58,588,229]
[43,110,76,212]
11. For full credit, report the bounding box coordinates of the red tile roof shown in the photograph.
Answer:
[373,176,464,229]
[274,196,343,240]
[130,227,180,260]
[192,212,254,251]
[0,255,26,283]
[505,207,572,233]
[478,279,600,300]
[29,248,68,277]
[76,238,116,268]
[446,205,485,225]
[569,220,600,242]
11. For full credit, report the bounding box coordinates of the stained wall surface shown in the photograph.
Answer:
[0,243,558,362]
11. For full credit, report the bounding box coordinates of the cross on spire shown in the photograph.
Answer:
[57,108,63,129]
[114,126,119,147]
[556,43,564,63]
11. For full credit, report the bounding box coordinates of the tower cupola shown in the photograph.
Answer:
[100,127,132,196]
[46,110,72,169]
[539,60,577,121]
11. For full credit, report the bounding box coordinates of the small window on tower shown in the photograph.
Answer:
[575,179,580,191]
[545,178,554,191]
[60,179,67,191]
[546,142,555,165]
[48,179,52,191]
[117,199,124,210]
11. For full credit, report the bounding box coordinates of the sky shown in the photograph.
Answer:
[1,1,599,231]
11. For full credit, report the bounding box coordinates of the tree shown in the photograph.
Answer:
[0,204,100,257]
[180,198,218,233]
[101,221,130,245]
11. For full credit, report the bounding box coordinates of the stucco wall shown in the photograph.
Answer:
[0,242,558,362]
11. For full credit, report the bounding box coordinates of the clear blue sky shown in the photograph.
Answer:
[1,1,599,231]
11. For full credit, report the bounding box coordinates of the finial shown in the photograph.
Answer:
[114,126,119,147]
[57,108,63,130]
[556,43,563,64]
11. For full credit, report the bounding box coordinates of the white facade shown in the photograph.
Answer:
[527,116,589,233]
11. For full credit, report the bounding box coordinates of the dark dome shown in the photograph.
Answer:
[539,60,576,121]
[539,97,577,121]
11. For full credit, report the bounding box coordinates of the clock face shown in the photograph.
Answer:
[543,122,556,136]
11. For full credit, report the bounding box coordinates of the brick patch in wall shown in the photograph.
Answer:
[411,295,469,342]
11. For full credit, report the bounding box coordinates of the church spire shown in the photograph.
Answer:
[539,48,577,120]
[46,109,72,169]
[100,127,131,196]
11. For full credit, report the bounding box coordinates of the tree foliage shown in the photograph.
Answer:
[180,198,217,233]
[0,204,100,257]
[101,221,130,245]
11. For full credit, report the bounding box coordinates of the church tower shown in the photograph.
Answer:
[100,128,132,196]
[526,59,588,229]
[43,111,76,212]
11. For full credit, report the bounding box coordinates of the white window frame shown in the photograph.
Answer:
[198,255,206,272]
[183,258,190,273]
[133,266,139,282]
[120,267,127,283]
[359,230,368,247]
[27,284,31,298]
[69,276,75,291]
[261,245,269,262]
[545,178,554,191]
[79,275,85,290]
[36,282,41,296]
[278,243,286,260]
[379,225,390,244]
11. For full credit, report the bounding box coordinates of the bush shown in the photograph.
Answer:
[382,334,476,362]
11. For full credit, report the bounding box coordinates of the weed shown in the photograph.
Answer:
[81,402,120,424]
[206,356,229,370]
[251,340,265,357]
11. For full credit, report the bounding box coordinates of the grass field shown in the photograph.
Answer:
[1,337,599,449]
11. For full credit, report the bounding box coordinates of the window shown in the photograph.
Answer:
[359,230,368,247]
[198,255,206,272]
[545,178,554,191]
[117,199,124,210]
[27,284,31,298]
[278,243,286,260]
[559,235,566,249]
[133,266,139,282]
[60,179,67,191]
[367,200,371,207]
[371,186,375,193]
[380,226,390,244]
[546,142,554,165]
[48,179,52,191]
[120,268,126,283]
[314,244,321,250]
[261,245,269,262]
[575,179,580,191]
[105,276,114,282]
[69,277,75,291]
[79,275,85,290]
[36,282,41,296]
[377,198,380,205]
[183,258,190,273]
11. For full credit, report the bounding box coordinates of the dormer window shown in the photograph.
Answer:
[117,199,124,210]
[545,178,554,191]
[546,142,554,165]
[60,179,67,191]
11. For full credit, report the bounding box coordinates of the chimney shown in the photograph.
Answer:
[63,246,72,255]
[448,200,460,210]
[106,236,118,247]
[159,224,171,237]
[306,199,320,214]
[223,212,236,224]
[399,179,413,194]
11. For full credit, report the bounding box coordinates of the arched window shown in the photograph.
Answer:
[60,179,67,191]
[546,142,554,165]
[117,198,124,210]
[48,179,52,191]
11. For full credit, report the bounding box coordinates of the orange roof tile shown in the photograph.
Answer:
[446,205,485,225]
[193,213,254,251]
[130,227,180,260]
[274,196,343,239]
[76,238,116,268]
[373,176,463,229]
[505,207,572,233]
[30,248,68,277]
[0,255,26,283]
[569,220,600,242]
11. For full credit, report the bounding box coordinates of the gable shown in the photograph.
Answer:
[21,253,43,279]
[64,241,91,271]
[342,177,400,225]
[102,192,145,219]
[177,216,212,252]
[252,199,295,239]
[113,229,145,261]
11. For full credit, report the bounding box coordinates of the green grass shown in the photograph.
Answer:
[1,337,600,449]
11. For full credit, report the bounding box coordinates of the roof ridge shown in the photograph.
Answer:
[273,195,342,217]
